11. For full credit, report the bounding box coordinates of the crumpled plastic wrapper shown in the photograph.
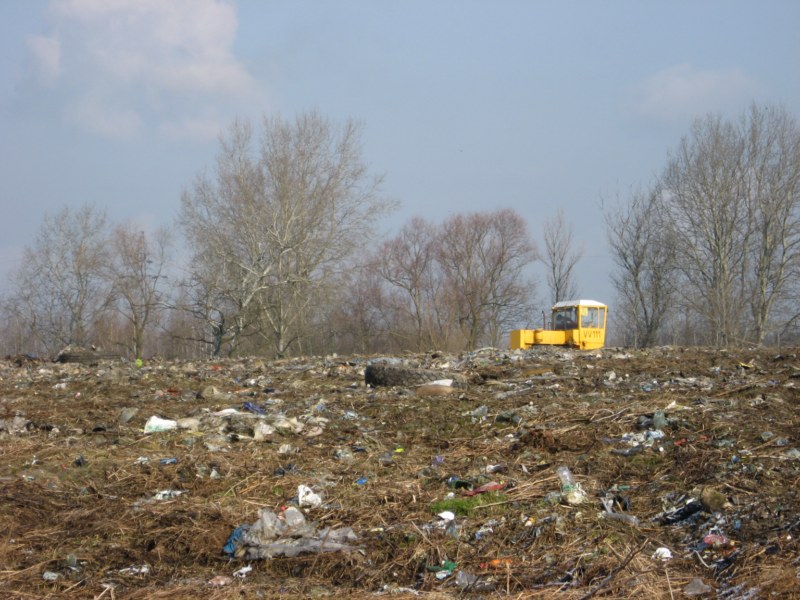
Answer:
[225,506,360,560]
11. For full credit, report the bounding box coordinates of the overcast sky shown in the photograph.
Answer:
[1,0,799,310]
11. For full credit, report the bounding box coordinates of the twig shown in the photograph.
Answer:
[665,566,674,600]
[0,559,59,581]
[61,579,85,594]
[590,407,630,423]
[694,550,713,569]
[712,380,765,398]
[578,538,649,600]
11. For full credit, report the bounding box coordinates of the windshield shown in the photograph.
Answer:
[553,307,577,330]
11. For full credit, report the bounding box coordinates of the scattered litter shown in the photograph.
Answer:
[143,416,178,433]
[297,484,323,508]
[482,557,514,569]
[376,584,420,595]
[602,511,640,526]
[466,405,489,420]
[118,564,150,575]
[1,345,796,597]
[335,448,354,461]
[474,522,494,540]
[652,547,672,560]
[273,463,298,476]
[242,401,266,415]
[427,559,457,579]
[446,476,471,489]
[152,490,184,501]
[226,506,360,559]
[556,466,587,505]
[232,564,252,578]
[703,532,734,549]
[464,481,506,496]
[683,578,713,596]
[212,408,239,417]
[253,421,276,440]
[223,526,249,556]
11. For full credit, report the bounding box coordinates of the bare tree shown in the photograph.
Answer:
[740,104,800,344]
[106,224,171,359]
[659,105,800,346]
[176,243,259,357]
[436,209,538,349]
[605,187,676,347]
[324,263,390,354]
[373,217,441,351]
[179,112,389,357]
[8,204,112,353]
[661,114,749,346]
[542,209,583,304]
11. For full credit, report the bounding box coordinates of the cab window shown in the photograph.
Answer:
[553,307,577,330]
[581,307,603,328]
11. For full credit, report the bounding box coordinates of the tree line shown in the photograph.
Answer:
[0,113,549,359]
[2,104,799,358]
[606,104,800,347]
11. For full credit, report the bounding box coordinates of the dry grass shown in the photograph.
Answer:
[1,347,799,598]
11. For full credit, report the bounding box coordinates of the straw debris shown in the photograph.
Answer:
[1,346,799,598]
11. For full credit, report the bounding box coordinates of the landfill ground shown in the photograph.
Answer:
[1,346,799,599]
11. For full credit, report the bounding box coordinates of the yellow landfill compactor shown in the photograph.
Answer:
[510,299,608,350]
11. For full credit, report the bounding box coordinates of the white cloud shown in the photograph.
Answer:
[26,35,61,86]
[635,64,760,121]
[33,0,262,139]
[64,92,142,139]
[158,116,226,141]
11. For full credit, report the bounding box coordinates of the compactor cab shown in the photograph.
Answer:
[510,299,607,350]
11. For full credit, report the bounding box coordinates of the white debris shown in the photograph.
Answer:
[152,489,184,501]
[652,547,673,561]
[297,485,322,508]
[233,565,252,578]
[143,416,178,433]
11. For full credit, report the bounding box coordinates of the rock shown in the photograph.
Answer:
[699,486,730,512]
[415,383,456,397]
[176,417,201,432]
[118,407,138,424]
[199,385,230,401]
[683,577,713,596]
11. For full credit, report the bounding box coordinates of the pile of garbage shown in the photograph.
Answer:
[0,346,799,598]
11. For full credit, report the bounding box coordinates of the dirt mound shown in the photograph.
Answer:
[1,347,799,598]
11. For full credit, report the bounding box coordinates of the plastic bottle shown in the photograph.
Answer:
[652,409,668,430]
[555,466,586,505]
[556,466,576,489]
[602,512,640,526]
